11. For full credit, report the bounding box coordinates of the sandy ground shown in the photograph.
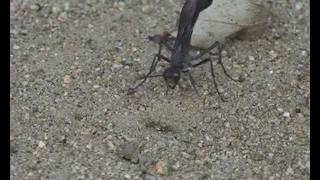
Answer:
[10,0,310,179]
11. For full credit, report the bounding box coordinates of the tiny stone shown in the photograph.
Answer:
[63,75,72,84]
[269,50,278,60]
[58,12,68,22]
[217,86,224,93]
[172,161,180,170]
[142,5,152,13]
[283,112,290,118]
[277,108,284,113]
[132,47,138,52]
[13,45,20,50]
[295,2,303,11]
[93,85,100,89]
[30,4,41,11]
[269,176,275,180]
[118,141,140,164]
[225,122,230,128]
[286,166,294,175]
[121,58,134,66]
[124,174,131,179]
[248,56,255,61]
[38,141,46,148]
[111,64,123,71]
[118,2,126,7]
[181,152,192,159]
[238,73,246,82]
[154,160,169,176]
[22,81,28,86]
[86,143,92,150]
[64,2,70,11]
[88,24,94,29]
[52,6,61,14]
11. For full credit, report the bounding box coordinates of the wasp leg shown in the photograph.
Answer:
[191,41,220,60]
[128,45,171,94]
[192,57,227,102]
[208,57,227,102]
[188,72,200,96]
[216,43,242,82]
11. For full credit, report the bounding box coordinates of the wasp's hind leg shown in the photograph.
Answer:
[127,45,170,94]
[216,43,243,82]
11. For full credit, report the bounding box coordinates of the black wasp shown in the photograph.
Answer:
[128,0,242,101]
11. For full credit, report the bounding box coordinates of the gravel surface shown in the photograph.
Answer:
[10,0,310,179]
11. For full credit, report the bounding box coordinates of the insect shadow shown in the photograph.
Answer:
[128,0,243,101]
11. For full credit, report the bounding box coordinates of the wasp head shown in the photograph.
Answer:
[163,66,181,89]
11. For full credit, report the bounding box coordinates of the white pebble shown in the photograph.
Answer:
[13,45,20,50]
[283,112,290,118]
[225,122,230,128]
[64,2,70,11]
[277,108,284,112]
[88,24,94,29]
[295,2,303,11]
[38,141,46,148]
[248,56,255,61]
[52,6,61,14]
[286,166,294,175]
[30,4,40,11]
[93,85,100,89]
[269,50,278,59]
[124,174,131,179]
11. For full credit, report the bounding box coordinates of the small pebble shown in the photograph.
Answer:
[286,166,294,175]
[93,85,100,89]
[30,4,41,11]
[52,6,61,14]
[38,141,46,148]
[86,143,92,150]
[172,161,180,170]
[88,24,94,29]
[113,2,126,11]
[277,108,284,112]
[58,12,68,22]
[154,160,169,176]
[121,58,134,66]
[248,56,255,61]
[181,152,192,159]
[118,141,140,164]
[13,45,20,50]
[225,122,230,128]
[283,112,290,118]
[22,81,28,86]
[295,2,303,11]
[124,174,131,179]
[64,2,70,11]
[63,75,72,84]
[111,64,123,71]
[142,5,152,13]
[269,50,278,60]
[132,47,138,52]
